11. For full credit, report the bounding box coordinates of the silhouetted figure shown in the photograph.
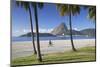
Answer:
[48,40,53,46]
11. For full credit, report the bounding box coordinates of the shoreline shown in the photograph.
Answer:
[12,39,96,59]
[12,38,95,43]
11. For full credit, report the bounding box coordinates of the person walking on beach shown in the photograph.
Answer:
[48,40,53,46]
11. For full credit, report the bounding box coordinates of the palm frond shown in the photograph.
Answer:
[22,2,29,11]
[16,1,29,11]
[38,3,44,9]
[16,1,20,6]
[57,4,80,16]
[88,6,96,20]
[57,4,69,16]
[31,2,44,10]
[56,4,62,10]
[31,2,36,8]
[71,5,80,16]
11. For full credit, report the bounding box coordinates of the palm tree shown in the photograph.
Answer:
[32,2,43,62]
[16,1,37,54]
[57,4,81,51]
[16,1,43,62]
[87,6,96,21]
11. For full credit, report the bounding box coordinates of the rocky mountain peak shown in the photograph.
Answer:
[51,22,68,35]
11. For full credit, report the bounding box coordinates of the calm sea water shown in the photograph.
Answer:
[12,36,95,42]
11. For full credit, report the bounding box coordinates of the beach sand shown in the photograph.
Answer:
[12,39,95,59]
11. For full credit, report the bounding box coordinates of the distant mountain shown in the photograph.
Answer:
[51,22,82,35]
[80,28,96,37]
[20,32,56,37]
[65,30,83,35]
[20,23,96,37]
[51,23,68,35]
[51,22,95,37]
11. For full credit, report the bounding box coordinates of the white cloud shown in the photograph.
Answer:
[23,29,30,33]
[12,28,53,37]
[33,28,53,33]
[74,28,78,30]
[12,29,30,37]
[68,27,80,31]
[39,28,53,33]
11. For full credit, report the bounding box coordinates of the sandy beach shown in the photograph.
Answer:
[12,39,95,59]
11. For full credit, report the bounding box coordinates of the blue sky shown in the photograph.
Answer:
[12,1,95,36]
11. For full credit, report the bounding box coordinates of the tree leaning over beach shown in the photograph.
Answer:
[57,4,81,51]
[16,1,43,62]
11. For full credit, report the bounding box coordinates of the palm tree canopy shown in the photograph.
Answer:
[84,6,96,21]
[16,1,44,11]
[88,6,96,21]
[57,4,80,16]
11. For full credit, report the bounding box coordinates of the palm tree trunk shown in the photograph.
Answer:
[69,6,77,51]
[34,3,42,62]
[28,4,37,54]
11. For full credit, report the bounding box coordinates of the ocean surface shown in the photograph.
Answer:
[12,36,95,42]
